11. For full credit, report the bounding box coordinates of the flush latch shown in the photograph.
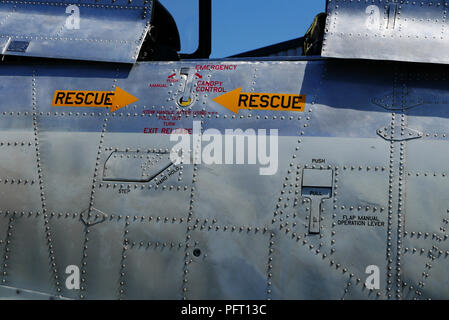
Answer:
[301,169,333,234]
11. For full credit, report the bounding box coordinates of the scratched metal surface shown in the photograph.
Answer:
[0,0,152,63]
[323,0,449,65]
[0,56,448,300]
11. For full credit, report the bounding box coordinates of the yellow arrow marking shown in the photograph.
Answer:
[52,86,139,112]
[212,88,306,114]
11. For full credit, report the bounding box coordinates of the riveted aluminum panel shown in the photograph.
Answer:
[270,233,350,299]
[193,137,297,227]
[0,214,8,273]
[37,132,101,214]
[0,0,153,63]
[408,252,449,299]
[0,63,33,111]
[34,62,128,124]
[121,220,186,299]
[404,174,449,236]
[3,56,449,301]
[401,232,447,299]
[276,197,335,259]
[306,60,394,138]
[295,137,390,207]
[199,61,317,137]
[323,0,449,65]
[94,128,194,221]
[0,65,35,215]
[31,62,119,213]
[330,206,388,295]
[187,229,269,300]
[4,216,54,294]
[82,220,125,299]
[0,131,41,213]
[123,245,185,299]
[343,277,386,300]
[47,214,84,299]
[93,182,192,220]
[402,63,449,136]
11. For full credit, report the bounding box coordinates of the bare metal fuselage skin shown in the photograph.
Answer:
[0,56,447,300]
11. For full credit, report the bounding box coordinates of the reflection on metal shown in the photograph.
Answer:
[323,0,449,64]
[0,0,153,62]
[0,55,449,300]
[2,0,449,301]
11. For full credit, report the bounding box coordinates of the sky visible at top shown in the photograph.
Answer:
[159,0,326,58]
